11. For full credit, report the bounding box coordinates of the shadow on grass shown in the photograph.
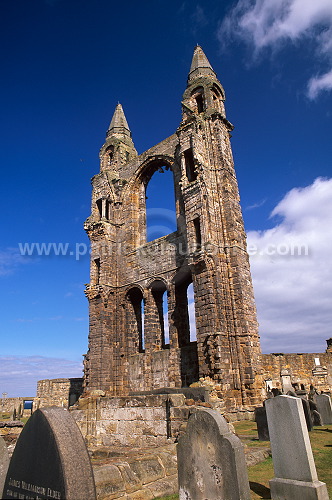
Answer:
[250,481,271,499]
[314,428,332,433]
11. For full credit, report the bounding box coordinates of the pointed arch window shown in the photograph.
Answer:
[145,162,177,242]
[184,148,197,182]
[150,280,169,349]
[127,288,145,353]
[192,87,205,114]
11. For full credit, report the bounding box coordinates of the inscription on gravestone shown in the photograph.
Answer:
[3,406,96,500]
[177,408,250,500]
[0,436,10,498]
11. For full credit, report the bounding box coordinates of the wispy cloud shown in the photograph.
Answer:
[0,248,27,276]
[191,4,208,31]
[0,355,83,397]
[246,198,267,211]
[219,0,332,99]
[248,176,332,352]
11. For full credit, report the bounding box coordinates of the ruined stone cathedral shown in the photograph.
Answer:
[83,46,262,409]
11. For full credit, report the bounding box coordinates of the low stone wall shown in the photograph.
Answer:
[0,398,33,416]
[93,444,178,500]
[36,378,83,408]
[71,394,191,448]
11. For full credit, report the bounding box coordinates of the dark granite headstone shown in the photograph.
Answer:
[0,436,10,498]
[3,406,96,500]
[177,408,250,499]
[255,406,270,441]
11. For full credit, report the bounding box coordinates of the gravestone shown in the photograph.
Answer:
[265,395,329,500]
[3,406,96,500]
[177,408,250,499]
[309,400,323,426]
[254,406,269,441]
[316,394,332,425]
[280,369,293,393]
[301,398,313,431]
[0,436,10,498]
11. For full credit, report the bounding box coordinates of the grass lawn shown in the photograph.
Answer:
[156,422,332,500]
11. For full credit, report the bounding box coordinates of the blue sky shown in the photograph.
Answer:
[1,0,332,397]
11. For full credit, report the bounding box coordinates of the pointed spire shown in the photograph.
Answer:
[188,45,216,83]
[107,103,131,138]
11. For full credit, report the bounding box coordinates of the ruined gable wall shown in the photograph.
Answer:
[261,352,332,393]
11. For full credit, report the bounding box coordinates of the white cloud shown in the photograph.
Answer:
[0,356,83,397]
[219,0,332,98]
[248,177,332,353]
[308,68,332,99]
[0,248,27,276]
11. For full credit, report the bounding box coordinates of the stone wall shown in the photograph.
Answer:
[93,444,178,500]
[71,393,192,449]
[261,351,332,394]
[83,46,262,410]
[0,398,34,416]
[36,378,83,409]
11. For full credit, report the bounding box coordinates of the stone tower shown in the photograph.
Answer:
[84,47,262,409]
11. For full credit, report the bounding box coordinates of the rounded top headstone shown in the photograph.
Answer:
[2,406,96,500]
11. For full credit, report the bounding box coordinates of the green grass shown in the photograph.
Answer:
[155,496,178,500]
[233,420,258,436]
[248,425,332,499]
[0,412,30,424]
[156,423,332,500]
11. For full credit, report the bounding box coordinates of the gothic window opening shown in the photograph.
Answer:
[127,288,145,353]
[195,93,204,113]
[96,198,111,220]
[173,277,197,347]
[163,291,170,345]
[105,145,114,167]
[150,281,169,349]
[145,163,177,242]
[187,282,197,342]
[193,217,202,250]
[184,148,197,182]
[96,199,103,219]
[192,87,205,113]
[93,258,100,285]
[105,199,111,220]
[172,274,198,386]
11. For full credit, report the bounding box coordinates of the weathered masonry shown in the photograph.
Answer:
[83,46,262,409]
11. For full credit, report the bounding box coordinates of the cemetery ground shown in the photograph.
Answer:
[2,412,331,499]
[156,421,332,500]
